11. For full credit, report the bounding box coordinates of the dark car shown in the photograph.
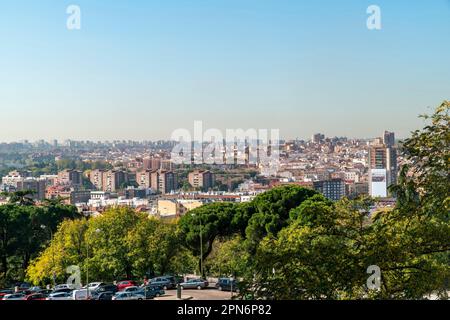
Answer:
[95,284,118,294]
[216,278,239,292]
[94,291,114,300]
[179,278,209,290]
[38,289,54,295]
[141,285,165,298]
[25,293,48,301]
[148,277,174,290]
[162,276,182,287]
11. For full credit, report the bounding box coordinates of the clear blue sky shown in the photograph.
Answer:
[0,0,449,141]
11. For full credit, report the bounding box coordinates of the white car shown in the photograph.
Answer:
[46,292,72,300]
[112,292,144,300]
[54,284,71,290]
[2,293,26,300]
[72,289,92,300]
[83,282,105,291]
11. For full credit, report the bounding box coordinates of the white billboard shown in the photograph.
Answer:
[369,169,387,198]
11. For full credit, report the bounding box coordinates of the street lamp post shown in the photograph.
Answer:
[86,228,101,300]
[191,213,203,277]
[41,225,55,288]
[199,217,203,278]
[230,276,234,300]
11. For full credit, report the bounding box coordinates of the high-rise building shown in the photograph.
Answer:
[311,133,325,144]
[313,179,345,201]
[151,170,177,194]
[102,170,128,192]
[16,178,46,200]
[188,170,215,190]
[143,157,163,170]
[89,169,104,190]
[136,169,154,189]
[383,131,395,148]
[57,170,82,186]
[368,135,397,197]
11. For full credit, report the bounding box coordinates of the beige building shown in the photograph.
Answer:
[157,199,203,217]
[151,170,176,194]
[57,170,82,186]
[136,169,154,189]
[102,170,128,192]
[89,169,104,190]
[188,170,215,190]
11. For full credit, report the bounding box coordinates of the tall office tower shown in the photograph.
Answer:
[368,138,398,197]
[383,131,395,148]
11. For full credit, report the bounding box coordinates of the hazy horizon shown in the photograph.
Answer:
[1,0,449,141]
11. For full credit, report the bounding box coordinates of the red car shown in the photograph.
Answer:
[116,280,138,291]
[25,293,47,300]
[0,290,13,300]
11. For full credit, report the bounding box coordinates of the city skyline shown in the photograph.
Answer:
[1,1,449,141]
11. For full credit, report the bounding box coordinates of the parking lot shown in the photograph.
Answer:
[156,286,235,300]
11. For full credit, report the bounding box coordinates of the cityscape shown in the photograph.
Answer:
[0,130,400,218]
[0,1,448,316]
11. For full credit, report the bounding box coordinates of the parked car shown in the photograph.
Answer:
[83,282,106,291]
[0,289,13,299]
[17,290,32,296]
[216,278,239,292]
[2,293,26,300]
[112,291,144,300]
[116,280,138,291]
[161,276,182,287]
[94,284,118,294]
[179,278,208,290]
[38,289,53,295]
[96,291,114,301]
[148,277,174,290]
[29,286,42,293]
[52,287,73,294]
[142,285,165,298]
[72,289,92,300]
[25,293,48,301]
[46,292,72,300]
[53,284,71,291]
[123,286,141,293]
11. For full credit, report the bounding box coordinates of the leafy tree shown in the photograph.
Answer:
[390,100,449,220]
[243,185,319,252]
[26,218,88,286]
[28,207,191,284]
[240,197,372,300]
[204,235,249,278]
[0,202,78,286]
[239,103,450,300]
[179,203,237,274]
[1,190,36,206]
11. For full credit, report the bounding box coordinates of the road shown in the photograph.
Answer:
[156,287,235,300]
